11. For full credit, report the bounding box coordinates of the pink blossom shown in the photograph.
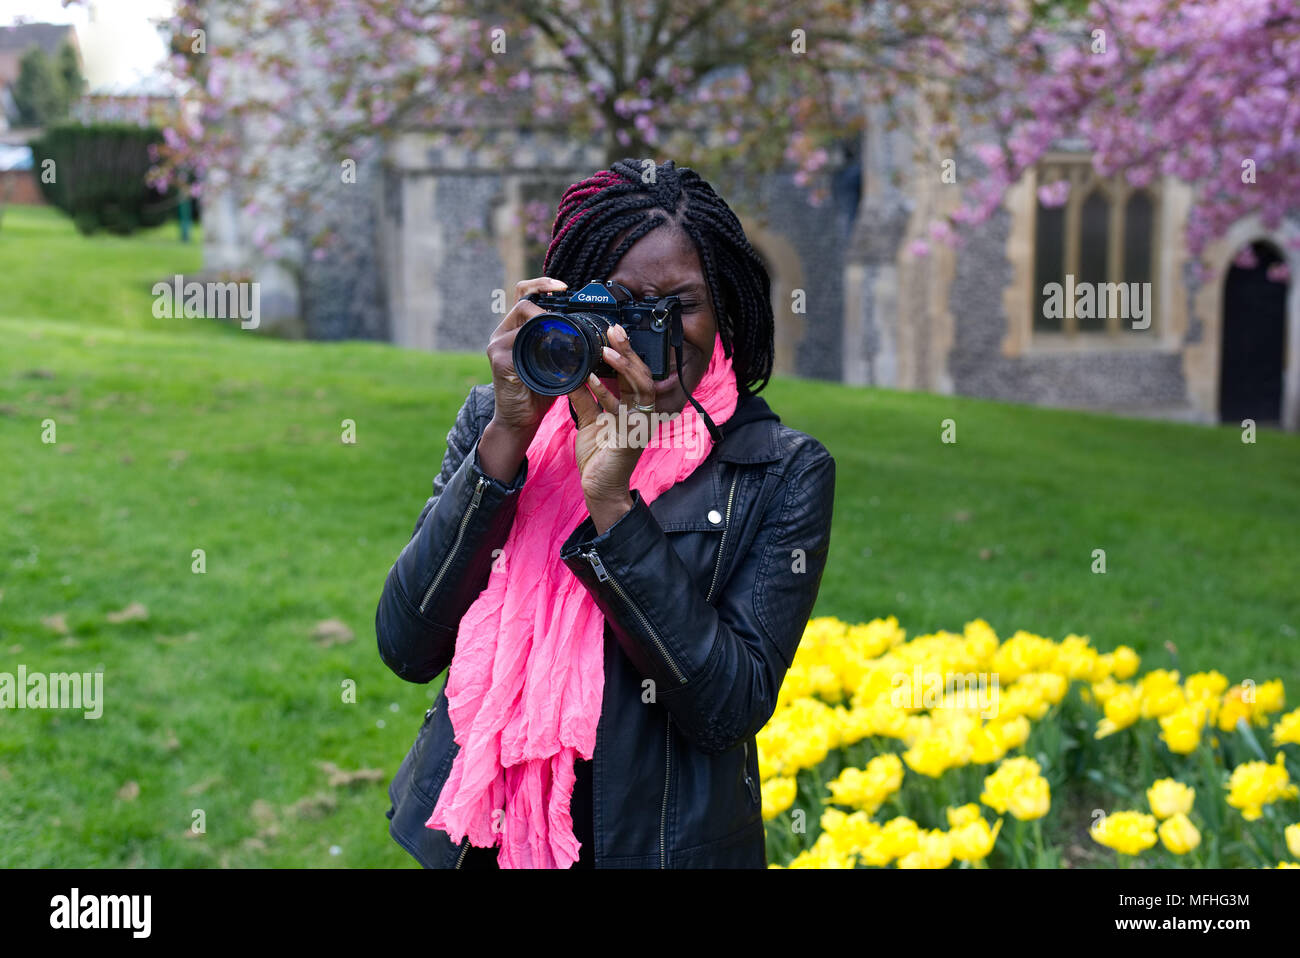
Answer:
[928,220,955,243]
[1233,245,1259,270]
[1037,180,1070,207]
[971,143,1004,171]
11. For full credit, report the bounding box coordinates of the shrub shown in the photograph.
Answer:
[30,123,179,235]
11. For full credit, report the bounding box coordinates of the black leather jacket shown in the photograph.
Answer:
[378,382,836,868]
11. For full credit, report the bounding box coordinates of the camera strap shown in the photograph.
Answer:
[672,316,722,446]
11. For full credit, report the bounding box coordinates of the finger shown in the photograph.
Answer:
[583,371,620,416]
[514,276,567,306]
[502,298,544,333]
[505,278,566,331]
[567,378,601,428]
[602,325,654,410]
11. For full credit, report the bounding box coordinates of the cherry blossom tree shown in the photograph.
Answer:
[145,0,1300,283]
[928,0,1300,278]
[151,0,1073,261]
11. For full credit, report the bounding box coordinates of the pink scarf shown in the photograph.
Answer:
[427,330,738,867]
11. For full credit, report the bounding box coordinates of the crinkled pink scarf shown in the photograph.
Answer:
[427,330,738,867]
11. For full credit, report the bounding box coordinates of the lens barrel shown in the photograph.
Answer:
[512,311,608,396]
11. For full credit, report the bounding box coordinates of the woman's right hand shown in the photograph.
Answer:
[480,276,566,478]
[486,276,568,437]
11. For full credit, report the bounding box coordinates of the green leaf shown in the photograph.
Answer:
[1235,719,1269,763]
[1085,768,1135,800]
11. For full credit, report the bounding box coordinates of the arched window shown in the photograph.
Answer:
[1033,200,1065,334]
[1032,155,1160,337]
[1123,190,1154,294]
[1078,189,1109,332]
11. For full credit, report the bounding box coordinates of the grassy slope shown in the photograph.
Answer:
[1,204,225,334]
[1,205,1298,867]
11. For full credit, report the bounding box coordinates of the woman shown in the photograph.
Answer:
[378,158,836,869]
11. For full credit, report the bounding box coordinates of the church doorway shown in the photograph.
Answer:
[1219,240,1288,424]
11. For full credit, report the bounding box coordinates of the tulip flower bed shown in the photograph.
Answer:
[759,616,1300,869]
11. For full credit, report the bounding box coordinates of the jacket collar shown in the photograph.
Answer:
[714,393,782,464]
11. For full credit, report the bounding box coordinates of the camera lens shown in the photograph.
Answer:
[513,314,597,395]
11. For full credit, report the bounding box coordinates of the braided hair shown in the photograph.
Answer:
[541,158,775,398]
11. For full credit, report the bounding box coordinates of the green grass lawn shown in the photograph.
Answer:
[1,204,1298,867]
[0,203,216,333]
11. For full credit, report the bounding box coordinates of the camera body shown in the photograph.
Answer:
[512,280,682,397]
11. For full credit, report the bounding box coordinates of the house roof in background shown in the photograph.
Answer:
[0,23,79,58]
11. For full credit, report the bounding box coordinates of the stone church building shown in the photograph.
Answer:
[204,49,1298,433]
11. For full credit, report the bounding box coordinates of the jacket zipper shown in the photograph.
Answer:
[419,475,488,614]
[706,469,740,604]
[422,703,470,869]
[583,548,687,686]
[660,713,671,869]
[592,466,743,870]
[587,536,682,864]
[743,741,760,804]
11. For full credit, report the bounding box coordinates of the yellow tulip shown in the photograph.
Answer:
[1185,671,1229,701]
[862,753,904,801]
[896,829,953,869]
[1002,683,1051,721]
[1111,646,1141,680]
[981,756,1042,814]
[1141,684,1187,720]
[1226,752,1300,821]
[761,776,797,821]
[949,817,1003,862]
[878,816,920,859]
[1095,685,1141,738]
[1158,813,1201,855]
[1272,708,1300,747]
[1090,676,1119,706]
[1138,669,1184,719]
[994,715,1031,750]
[1285,823,1300,860]
[968,724,1008,765]
[1054,635,1101,681]
[1146,779,1195,820]
[1158,704,1206,755]
[945,803,984,829]
[1251,679,1286,721]
[903,732,971,778]
[1090,810,1158,855]
[1218,686,1255,732]
[1007,775,1051,821]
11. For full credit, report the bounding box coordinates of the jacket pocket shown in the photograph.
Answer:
[651,465,740,605]
[409,693,458,805]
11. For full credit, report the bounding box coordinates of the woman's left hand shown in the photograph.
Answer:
[567,323,657,518]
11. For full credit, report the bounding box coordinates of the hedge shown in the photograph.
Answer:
[30,123,185,235]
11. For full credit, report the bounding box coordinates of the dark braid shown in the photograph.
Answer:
[542,158,774,398]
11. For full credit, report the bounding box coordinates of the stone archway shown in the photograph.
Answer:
[1219,240,1288,424]
[738,219,806,378]
[1189,218,1300,431]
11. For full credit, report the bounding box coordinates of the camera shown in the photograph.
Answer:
[512,280,682,396]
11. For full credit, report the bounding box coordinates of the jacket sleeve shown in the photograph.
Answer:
[376,384,530,684]
[558,439,836,754]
